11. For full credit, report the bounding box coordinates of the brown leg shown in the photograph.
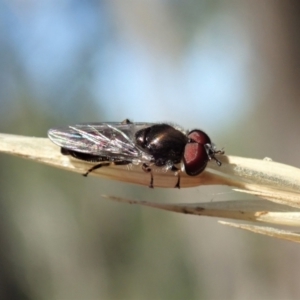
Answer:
[171,165,181,189]
[83,163,110,177]
[83,160,131,177]
[142,163,154,188]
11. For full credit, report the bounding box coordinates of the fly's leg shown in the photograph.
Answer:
[205,144,225,167]
[60,149,110,177]
[165,160,181,188]
[142,163,154,188]
[212,148,225,166]
[84,160,131,177]
[170,165,181,189]
[83,163,110,177]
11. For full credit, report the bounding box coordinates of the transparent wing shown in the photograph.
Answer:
[48,122,154,162]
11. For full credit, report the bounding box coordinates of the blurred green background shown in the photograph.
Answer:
[1,1,300,299]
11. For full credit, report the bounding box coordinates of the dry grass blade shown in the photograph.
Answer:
[0,133,223,187]
[219,221,300,243]
[211,156,300,193]
[2,132,300,241]
[0,133,243,188]
[101,195,300,226]
[1,133,300,191]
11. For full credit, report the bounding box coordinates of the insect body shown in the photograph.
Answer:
[48,120,223,188]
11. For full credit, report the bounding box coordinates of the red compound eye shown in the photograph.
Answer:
[183,130,211,176]
[183,143,208,176]
[188,129,211,145]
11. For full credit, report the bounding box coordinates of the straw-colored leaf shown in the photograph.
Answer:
[101,195,300,226]
[219,221,300,243]
[0,133,229,188]
[2,132,300,242]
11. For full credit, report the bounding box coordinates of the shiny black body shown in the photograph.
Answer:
[135,124,188,167]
